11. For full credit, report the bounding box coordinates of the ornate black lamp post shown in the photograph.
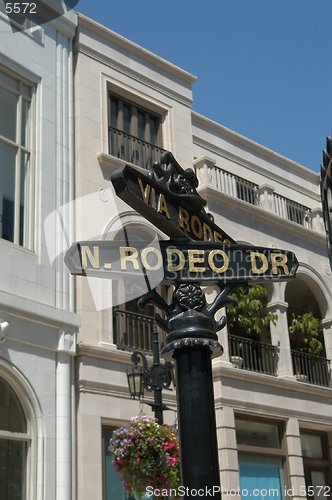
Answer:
[126,330,175,424]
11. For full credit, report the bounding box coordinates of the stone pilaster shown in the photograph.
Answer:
[216,406,241,500]
[285,418,306,500]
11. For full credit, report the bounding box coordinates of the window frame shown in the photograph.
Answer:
[0,374,33,500]
[108,92,163,148]
[0,65,35,249]
[300,430,331,491]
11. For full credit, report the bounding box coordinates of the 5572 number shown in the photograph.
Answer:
[5,3,36,14]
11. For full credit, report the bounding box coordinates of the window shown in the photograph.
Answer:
[236,419,281,449]
[108,93,165,170]
[300,432,330,498]
[0,68,33,247]
[0,377,30,500]
[236,417,286,500]
[102,427,136,500]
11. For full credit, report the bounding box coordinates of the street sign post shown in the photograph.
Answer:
[65,151,299,498]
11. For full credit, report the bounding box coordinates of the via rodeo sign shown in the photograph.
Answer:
[65,152,298,284]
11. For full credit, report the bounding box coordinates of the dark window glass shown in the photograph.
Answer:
[123,105,131,135]
[0,379,27,433]
[137,112,145,140]
[0,86,17,141]
[110,99,118,128]
[0,439,27,500]
[236,419,280,448]
[102,427,135,500]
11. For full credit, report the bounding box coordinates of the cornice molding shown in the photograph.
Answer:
[77,14,196,86]
[213,362,332,400]
[193,135,320,204]
[77,342,157,366]
[78,379,177,408]
[77,43,193,108]
[215,397,332,426]
[0,290,80,328]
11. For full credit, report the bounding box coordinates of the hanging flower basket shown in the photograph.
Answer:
[109,415,180,498]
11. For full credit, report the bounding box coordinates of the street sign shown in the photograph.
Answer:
[65,240,298,284]
[111,153,235,244]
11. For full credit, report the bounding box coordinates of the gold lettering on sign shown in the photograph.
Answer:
[120,246,139,270]
[179,207,190,231]
[81,245,100,269]
[271,253,289,275]
[208,249,229,273]
[157,194,171,219]
[213,231,223,243]
[141,247,163,271]
[203,223,213,242]
[138,178,151,205]
[188,249,206,272]
[250,252,269,274]
[167,248,185,272]
[190,215,203,239]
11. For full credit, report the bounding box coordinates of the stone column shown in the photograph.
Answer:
[56,329,76,500]
[216,406,241,500]
[285,418,306,500]
[321,318,332,362]
[266,283,294,379]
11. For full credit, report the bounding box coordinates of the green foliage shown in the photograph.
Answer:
[288,311,324,356]
[226,284,278,340]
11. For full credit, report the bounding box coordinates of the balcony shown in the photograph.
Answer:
[195,160,324,233]
[291,350,331,387]
[113,307,165,353]
[109,126,166,170]
[229,335,278,376]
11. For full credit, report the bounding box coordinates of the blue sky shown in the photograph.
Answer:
[76,0,332,173]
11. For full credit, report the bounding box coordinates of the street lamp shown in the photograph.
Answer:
[126,330,175,424]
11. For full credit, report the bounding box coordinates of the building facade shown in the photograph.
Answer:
[1,6,332,500]
[73,13,332,500]
[0,3,79,500]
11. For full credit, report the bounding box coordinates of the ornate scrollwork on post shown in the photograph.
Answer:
[138,282,242,359]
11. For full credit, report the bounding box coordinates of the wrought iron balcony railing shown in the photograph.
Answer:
[109,126,166,170]
[291,350,331,387]
[228,334,278,376]
[113,307,165,353]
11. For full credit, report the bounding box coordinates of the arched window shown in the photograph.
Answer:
[0,376,30,500]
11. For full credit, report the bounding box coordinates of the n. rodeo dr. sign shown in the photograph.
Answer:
[65,240,298,284]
